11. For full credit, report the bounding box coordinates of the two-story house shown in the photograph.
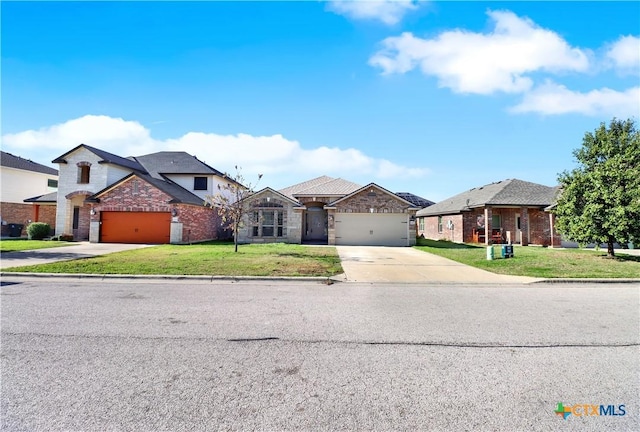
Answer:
[1,151,59,237]
[52,144,235,244]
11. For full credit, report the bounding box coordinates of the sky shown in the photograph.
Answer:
[1,1,639,202]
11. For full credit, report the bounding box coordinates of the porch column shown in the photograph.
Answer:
[327,209,336,245]
[484,207,492,245]
[521,207,529,246]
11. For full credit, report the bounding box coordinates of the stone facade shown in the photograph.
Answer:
[237,189,302,244]
[55,147,130,239]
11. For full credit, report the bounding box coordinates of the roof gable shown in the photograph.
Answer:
[52,144,146,173]
[86,172,205,206]
[1,151,58,176]
[247,187,302,206]
[328,183,419,208]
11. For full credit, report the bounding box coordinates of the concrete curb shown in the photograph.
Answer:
[2,272,638,284]
[0,271,342,284]
[528,278,640,284]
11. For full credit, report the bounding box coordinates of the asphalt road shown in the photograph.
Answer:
[1,277,638,431]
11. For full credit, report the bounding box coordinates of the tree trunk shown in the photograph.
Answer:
[234,224,238,253]
[607,238,615,258]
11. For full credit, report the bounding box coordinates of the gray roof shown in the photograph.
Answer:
[279,176,362,199]
[52,144,146,173]
[395,192,435,208]
[133,152,224,179]
[24,191,58,203]
[1,151,58,175]
[416,179,560,216]
[87,173,206,206]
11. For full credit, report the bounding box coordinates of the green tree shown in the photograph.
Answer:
[205,166,262,253]
[555,118,640,258]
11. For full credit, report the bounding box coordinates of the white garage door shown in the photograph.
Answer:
[335,213,408,246]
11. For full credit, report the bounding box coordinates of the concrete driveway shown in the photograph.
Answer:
[336,246,538,284]
[0,242,154,269]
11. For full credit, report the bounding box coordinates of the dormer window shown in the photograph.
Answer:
[77,162,91,184]
[194,177,208,191]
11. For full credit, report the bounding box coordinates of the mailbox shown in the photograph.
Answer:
[501,245,514,258]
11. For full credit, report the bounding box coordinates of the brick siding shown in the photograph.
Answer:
[1,202,56,237]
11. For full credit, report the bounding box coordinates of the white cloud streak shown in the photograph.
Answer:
[605,35,640,73]
[1,115,428,181]
[327,0,420,25]
[369,10,589,94]
[510,82,640,117]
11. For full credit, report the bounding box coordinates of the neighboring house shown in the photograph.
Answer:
[52,144,236,244]
[0,151,59,237]
[416,179,562,247]
[237,176,423,246]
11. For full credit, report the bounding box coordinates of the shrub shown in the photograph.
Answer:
[26,222,51,240]
[59,234,74,241]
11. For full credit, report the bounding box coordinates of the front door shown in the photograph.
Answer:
[72,206,80,239]
[515,213,521,244]
[304,208,327,241]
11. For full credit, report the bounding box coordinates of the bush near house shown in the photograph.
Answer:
[26,222,51,240]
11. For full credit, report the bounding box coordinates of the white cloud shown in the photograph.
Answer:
[605,35,640,72]
[369,10,589,94]
[1,115,428,181]
[327,0,420,25]
[510,81,640,117]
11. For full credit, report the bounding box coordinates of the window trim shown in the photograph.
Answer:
[193,176,208,191]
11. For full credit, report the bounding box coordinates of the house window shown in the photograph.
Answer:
[251,209,285,237]
[492,215,501,229]
[419,217,424,231]
[194,177,208,191]
[48,179,58,188]
[438,216,443,233]
[77,165,90,184]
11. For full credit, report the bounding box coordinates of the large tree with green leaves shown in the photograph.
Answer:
[554,118,640,258]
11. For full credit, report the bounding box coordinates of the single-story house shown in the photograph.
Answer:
[416,178,562,247]
[51,144,237,244]
[1,151,58,237]
[237,176,424,247]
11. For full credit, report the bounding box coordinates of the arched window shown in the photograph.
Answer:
[77,162,91,184]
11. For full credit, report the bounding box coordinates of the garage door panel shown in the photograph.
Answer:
[335,214,408,246]
[101,212,171,244]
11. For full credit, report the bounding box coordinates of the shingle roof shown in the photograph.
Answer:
[395,192,435,208]
[416,179,559,216]
[1,151,58,176]
[132,152,224,179]
[86,173,206,206]
[52,144,146,173]
[328,183,419,208]
[24,191,58,203]
[279,176,362,199]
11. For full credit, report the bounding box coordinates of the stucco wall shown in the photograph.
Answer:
[0,166,57,204]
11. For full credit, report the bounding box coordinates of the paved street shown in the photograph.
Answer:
[1,277,638,431]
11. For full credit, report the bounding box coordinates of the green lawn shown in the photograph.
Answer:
[2,241,343,277]
[415,238,640,278]
[0,239,74,253]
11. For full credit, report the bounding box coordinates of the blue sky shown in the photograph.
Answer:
[2,1,639,201]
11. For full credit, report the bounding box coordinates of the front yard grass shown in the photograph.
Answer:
[415,238,640,278]
[2,241,343,277]
[1,239,74,253]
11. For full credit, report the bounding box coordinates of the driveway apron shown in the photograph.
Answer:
[0,242,154,269]
[336,246,537,284]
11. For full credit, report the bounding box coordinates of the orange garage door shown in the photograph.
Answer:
[101,211,171,244]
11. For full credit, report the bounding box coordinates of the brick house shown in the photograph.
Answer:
[1,151,58,237]
[52,144,235,244]
[416,179,562,247]
[238,176,424,246]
